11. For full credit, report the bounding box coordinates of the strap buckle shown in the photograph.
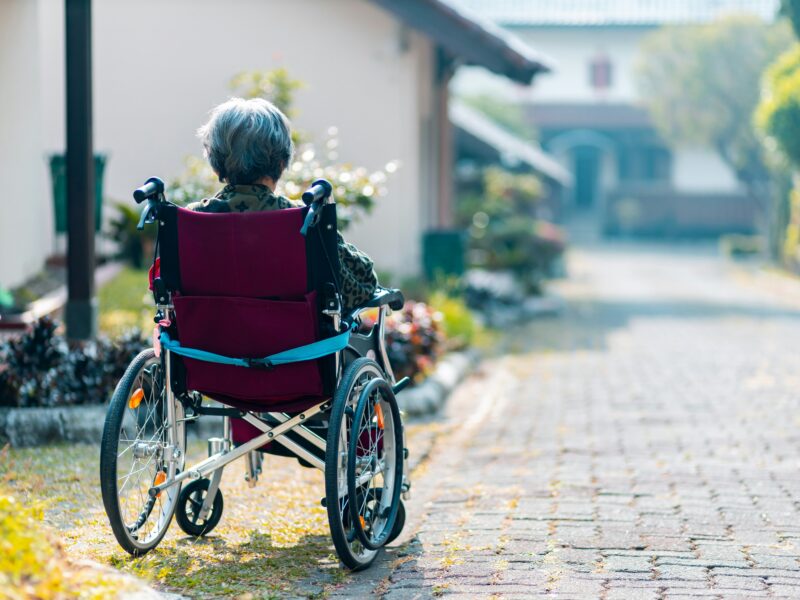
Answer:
[245,358,274,370]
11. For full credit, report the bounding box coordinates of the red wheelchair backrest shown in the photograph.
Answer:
[155,203,340,412]
[174,207,308,298]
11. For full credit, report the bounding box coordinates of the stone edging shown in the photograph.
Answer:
[0,351,478,447]
[0,404,108,448]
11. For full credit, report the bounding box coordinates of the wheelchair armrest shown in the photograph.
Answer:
[350,287,405,314]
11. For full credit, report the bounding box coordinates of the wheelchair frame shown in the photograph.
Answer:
[146,301,398,510]
[101,177,409,570]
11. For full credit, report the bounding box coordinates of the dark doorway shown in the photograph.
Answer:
[573,146,600,209]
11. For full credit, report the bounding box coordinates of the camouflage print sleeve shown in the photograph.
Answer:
[336,232,378,310]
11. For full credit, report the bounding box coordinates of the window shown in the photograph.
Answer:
[617,143,671,183]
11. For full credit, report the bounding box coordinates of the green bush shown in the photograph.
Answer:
[169,69,396,230]
[0,485,133,598]
[757,44,800,166]
[428,290,481,349]
[0,317,146,408]
[457,167,565,293]
[107,202,156,268]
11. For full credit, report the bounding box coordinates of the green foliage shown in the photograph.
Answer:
[428,290,481,349]
[637,16,792,191]
[0,317,146,408]
[169,68,396,230]
[456,167,564,293]
[783,183,800,266]
[0,492,56,595]
[107,202,156,268]
[757,44,800,167]
[460,94,537,141]
[230,68,304,117]
[98,267,153,336]
[781,0,800,39]
[0,483,138,598]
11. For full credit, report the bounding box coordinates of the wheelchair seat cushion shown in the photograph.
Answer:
[173,292,324,404]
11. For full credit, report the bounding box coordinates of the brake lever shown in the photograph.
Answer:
[137,200,157,230]
[299,200,323,236]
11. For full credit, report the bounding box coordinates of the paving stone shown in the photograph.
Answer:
[348,244,800,597]
[604,555,653,573]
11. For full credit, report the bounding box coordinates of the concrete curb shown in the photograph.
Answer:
[0,404,223,448]
[395,350,479,417]
[0,404,108,447]
[0,351,478,447]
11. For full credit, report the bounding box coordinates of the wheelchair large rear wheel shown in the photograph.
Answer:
[325,358,403,570]
[100,349,185,556]
[347,377,403,551]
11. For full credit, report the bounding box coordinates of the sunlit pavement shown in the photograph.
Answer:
[335,240,800,599]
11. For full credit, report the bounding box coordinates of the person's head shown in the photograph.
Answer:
[198,97,294,187]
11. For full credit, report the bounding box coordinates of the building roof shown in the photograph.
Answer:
[371,0,552,84]
[451,101,571,185]
[528,103,654,129]
[448,0,779,26]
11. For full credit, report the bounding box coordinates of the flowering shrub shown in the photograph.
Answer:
[0,485,134,597]
[169,68,397,230]
[0,318,146,408]
[360,302,444,383]
[457,166,566,293]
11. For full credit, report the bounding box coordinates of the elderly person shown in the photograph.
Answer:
[187,98,378,311]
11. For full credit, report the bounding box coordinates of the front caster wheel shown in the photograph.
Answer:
[175,478,224,537]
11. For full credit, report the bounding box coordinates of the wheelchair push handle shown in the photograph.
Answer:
[133,177,165,204]
[302,179,333,206]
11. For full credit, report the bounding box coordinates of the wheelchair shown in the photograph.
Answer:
[99,177,410,570]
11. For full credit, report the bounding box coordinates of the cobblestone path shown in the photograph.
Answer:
[335,243,800,599]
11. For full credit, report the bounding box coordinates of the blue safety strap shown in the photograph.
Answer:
[159,324,353,369]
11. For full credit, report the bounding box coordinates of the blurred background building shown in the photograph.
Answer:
[0,0,551,290]
[452,0,780,237]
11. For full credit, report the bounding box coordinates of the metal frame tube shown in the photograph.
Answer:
[148,400,329,496]
[269,412,326,451]
[377,306,396,383]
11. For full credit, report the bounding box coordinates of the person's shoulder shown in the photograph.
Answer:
[266,192,302,210]
[185,197,231,213]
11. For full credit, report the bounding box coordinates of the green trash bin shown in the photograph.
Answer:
[423,229,466,281]
[49,154,107,233]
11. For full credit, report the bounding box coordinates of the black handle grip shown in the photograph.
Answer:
[302,179,333,205]
[133,177,165,204]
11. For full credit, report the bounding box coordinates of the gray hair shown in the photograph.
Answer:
[198,97,294,185]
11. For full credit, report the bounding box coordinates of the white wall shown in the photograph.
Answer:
[0,0,50,289]
[453,26,649,104]
[672,147,742,193]
[36,0,435,277]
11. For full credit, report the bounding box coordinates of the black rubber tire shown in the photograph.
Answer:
[364,490,406,545]
[175,478,224,537]
[325,358,384,570]
[100,349,178,556]
[347,377,404,551]
[387,498,406,545]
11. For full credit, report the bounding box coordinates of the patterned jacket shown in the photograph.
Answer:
[186,184,378,311]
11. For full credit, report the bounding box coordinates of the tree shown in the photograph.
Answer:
[460,94,537,142]
[781,0,800,39]
[636,16,791,216]
[756,45,800,167]
[758,2,800,265]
